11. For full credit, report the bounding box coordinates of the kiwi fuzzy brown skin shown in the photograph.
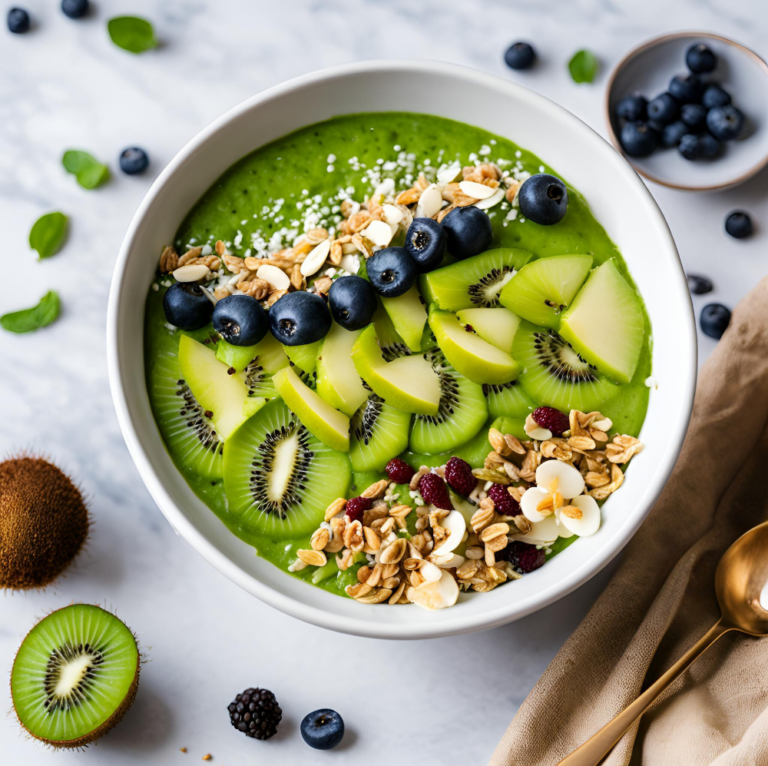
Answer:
[11,604,141,749]
[0,456,90,590]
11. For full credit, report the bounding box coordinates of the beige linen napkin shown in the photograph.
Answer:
[490,277,768,766]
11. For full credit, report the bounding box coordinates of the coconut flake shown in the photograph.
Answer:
[559,495,601,537]
[382,204,404,225]
[436,160,462,184]
[407,570,460,610]
[520,487,552,524]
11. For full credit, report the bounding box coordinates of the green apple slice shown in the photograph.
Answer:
[499,254,593,329]
[273,366,350,451]
[380,284,428,353]
[428,309,520,385]
[178,334,250,441]
[283,339,322,374]
[560,259,645,384]
[455,307,521,354]
[351,325,440,415]
[315,322,368,417]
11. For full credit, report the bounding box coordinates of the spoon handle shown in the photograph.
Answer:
[556,620,732,766]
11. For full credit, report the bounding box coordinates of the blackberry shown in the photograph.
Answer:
[418,473,453,510]
[345,496,372,523]
[228,687,282,741]
[487,484,520,516]
[532,406,570,436]
[444,457,477,496]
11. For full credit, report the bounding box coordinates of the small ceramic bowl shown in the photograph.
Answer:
[108,61,697,639]
[606,32,768,191]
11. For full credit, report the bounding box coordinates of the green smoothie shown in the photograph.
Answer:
[144,112,651,598]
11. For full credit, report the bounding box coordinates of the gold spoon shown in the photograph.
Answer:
[557,521,768,766]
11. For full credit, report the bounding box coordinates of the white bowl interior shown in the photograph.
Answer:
[109,61,696,639]
[607,33,768,190]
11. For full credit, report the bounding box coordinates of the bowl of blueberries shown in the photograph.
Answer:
[606,32,768,191]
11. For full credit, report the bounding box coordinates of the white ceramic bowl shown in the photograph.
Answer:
[108,60,697,639]
[606,32,768,191]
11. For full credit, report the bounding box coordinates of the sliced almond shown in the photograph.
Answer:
[415,183,443,219]
[300,238,331,277]
[536,460,585,498]
[361,219,394,248]
[381,204,404,226]
[524,412,552,441]
[436,160,462,185]
[474,187,505,210]
[406,570,460,610]
[458,180,495,200]
[559,494,601,537]
[173,264,211,282]
[256,264,291,291]
[431,510,466,557]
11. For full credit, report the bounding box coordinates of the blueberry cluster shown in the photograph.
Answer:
[616,43,746,161]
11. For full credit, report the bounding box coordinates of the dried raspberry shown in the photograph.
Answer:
[500,541,546,573]
[418,473,453,510]
[385,458,415,485]
[345,496,372,523]
[532,406,570,436]
[487,483,520,516]
[444,457,476,496]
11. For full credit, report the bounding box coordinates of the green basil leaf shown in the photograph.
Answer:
[1,291,61,334]
[62,150,110,190]
[568,49,599,84]
[107,16,157,54]
[29,212,68,260]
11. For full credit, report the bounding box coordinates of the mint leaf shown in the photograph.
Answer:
[568,49,599,84]
[62,150,110,190]
[29,212,68,260]
[1,291,61,333]
[107,16,157,54]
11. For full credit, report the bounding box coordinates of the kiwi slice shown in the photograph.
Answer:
[11,604,139,749]
[372,301,412,361]
[419,248,533,312]
[223,398,351,537]
[409,350,488,455]
[513,321,619,412]
[483,380,536,420]
[350,395,411,472]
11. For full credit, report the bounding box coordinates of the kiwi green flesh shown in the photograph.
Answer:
[409,351,487,455]
[242,356,279,400]
[513,321,619,413]
[483,380,536,420]
[283,340,323,374]
[350,396,411,472]
[223,398,351,537]
[11,604,139,748]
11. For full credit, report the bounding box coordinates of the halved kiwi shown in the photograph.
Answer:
[513,321,619,412]
[223,399,351,537]
[409,350,488,455]
[11,604,139,749]
[483,380,536,420]
[350,395,411,472]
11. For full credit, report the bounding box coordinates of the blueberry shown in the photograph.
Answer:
[661,120,688,148]
[300,709,344,750]
[700,303,731,339]
[681,103,708,130]
[441,206,493,258]
[725,211,753,239]
[615,94,647,122]
[61,0,89,19]
[162,282,213,331]
[679,133,703,161]
[687,274,713,295]
[327,275,376,330]
[620,122,658,158]
[268,290,331,346]
[504,42,535,70]
[647,119,668,134]
[702,84,731,109]
[698,133,721,159]
[404,217,447,273]
[647,93,679,125]
[707,105,745,141]
[7,7,30,33]
[669,74,704,104]
[686,43,717,74]
[517,173,569,225]
[212,294,269,346]
[119,147,149,175]
[366,247,417,297]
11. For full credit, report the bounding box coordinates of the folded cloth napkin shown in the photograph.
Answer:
[490,277,768,766]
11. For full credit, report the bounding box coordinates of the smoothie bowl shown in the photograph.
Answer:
[108,61,696,639]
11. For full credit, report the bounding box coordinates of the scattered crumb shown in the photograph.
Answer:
[180,747,187,753]
[202,756,212,762]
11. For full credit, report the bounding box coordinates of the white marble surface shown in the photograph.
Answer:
[1,1,767,764]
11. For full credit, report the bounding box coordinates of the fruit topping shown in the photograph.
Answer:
[620,122,658,158]
[440,206,493,260]
[725,211,752,239]
[213,294,269,346]
[268,290,331,346]
[418,472,453,510]
[647,92,679,125]
[366,247,417,297]
[301,709,345,750]
[327,275,376,330]
[385,458,415,485]
[227,688,282,741]
[119,147,149,175]
[669,73,703,104]
[456,307,521,354]
[707,105,745,141]
[661,120,688,148]
[488,483,521,517]
[345,496,372,523]
[504,41,536,70]
[517,173,569,225]
[702,83,731,109]
[315,323,368,417]
[686,42,716,74]
[350,397,411,472]
[499,541,546,573]
[380,284,428,352]
[687,274,713,295]
[700,303,731,339]
[615,94,647,122]
[444,456,476,496]
[162,282,213,330]
[532,406,570,436]
[404,217,447,273]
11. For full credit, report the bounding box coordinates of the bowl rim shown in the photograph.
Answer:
[604,30,768,192]
[107,59,697,639]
